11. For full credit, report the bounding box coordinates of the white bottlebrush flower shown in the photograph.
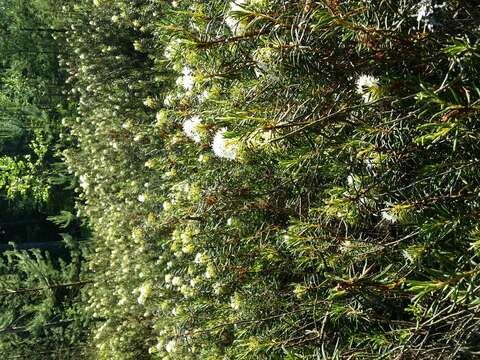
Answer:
[136,283,152,305]
[145,159,156,168]
[212,128,238,160]
[164,38,181,60]
[176,66,194,91]
[163,94,173,107]
[416,0,432,23]
[194,252,207,264]
[121,121,132,130]
[213,282,223,295]
[182,244,194,254]
[182,116,202,143]
[194,253,201,264]
[79,174,89,190]
[339,240,353,253]
[165,339,177,353]
[117,296,127,306]
[356,75,380,103]
[171,276,182,286]
[356,74,380,103]
[198,154,210,163]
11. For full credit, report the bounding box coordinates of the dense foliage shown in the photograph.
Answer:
[0,0,89,358]
[0,246,90,359]
[3,0,480,359]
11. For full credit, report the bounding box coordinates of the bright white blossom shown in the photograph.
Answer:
[79,174,89,190]
[164,38,181,60]
[136,283,152,305]
[171,276,182,286]
[165,339,177,353]
[182,243,194,254]
[177,66,194,91]
[194,252,207,264]
[182,116,202,143]
[163,95,173,107]
[133,40,143,51]
[356,74,380,103]
[212,128,238,160]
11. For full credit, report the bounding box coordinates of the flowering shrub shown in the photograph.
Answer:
[58,0,480,358]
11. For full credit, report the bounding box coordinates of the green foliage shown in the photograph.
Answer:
[0,247,91,359]
[51,0,480,359]
[0,0,90,357]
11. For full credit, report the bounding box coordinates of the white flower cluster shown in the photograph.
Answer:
[163,94,174,107]
[183,116,202,143]
[356,74,380,103]
[212,128,238,160]
[182,118,239,161]
[134,283,152,305]
[165,339,177,353]
[194,252,208,264]
[164,38,182,61]
[79,174,89,190]
[176,66,194,92]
